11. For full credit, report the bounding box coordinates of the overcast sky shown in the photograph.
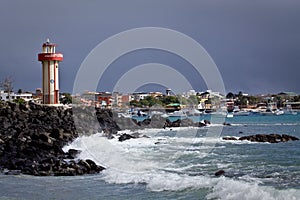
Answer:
[0,0,299,95]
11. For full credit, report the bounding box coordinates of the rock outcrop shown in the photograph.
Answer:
[115,114,210,130]
[223,134,299,143]
[215,169,225,177]
[0,102,117,176]
[118,133,136,142]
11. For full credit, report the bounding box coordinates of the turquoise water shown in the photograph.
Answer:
[1,115,300,200]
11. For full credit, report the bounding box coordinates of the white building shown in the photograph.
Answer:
[202,90,224,99]
[0,90,33,102]
[132,92,149,101]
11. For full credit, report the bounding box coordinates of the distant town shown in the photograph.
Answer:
[1,79,300,115]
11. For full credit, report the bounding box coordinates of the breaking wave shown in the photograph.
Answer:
[64,129,300,200]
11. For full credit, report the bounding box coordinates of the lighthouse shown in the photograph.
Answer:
[38,39,63,104]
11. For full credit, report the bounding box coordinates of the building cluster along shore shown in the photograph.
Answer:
[1,88,300,117]
[77,89,300,117]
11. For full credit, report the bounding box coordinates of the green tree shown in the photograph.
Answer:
[237,91,243,98]
[161,96,179,105]
[247,95,262,105]
[240,96,249,106]
[130,100,140,107]
[140,99,150,107]
[273,95,283,108]
[293,95,300,102]
[226,92,235,99]
[13,98,26,104]
[144,96,162,107]
[60,93,72,104]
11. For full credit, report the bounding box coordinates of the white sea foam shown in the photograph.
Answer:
[207,177,300,200]
[64,130,300,200]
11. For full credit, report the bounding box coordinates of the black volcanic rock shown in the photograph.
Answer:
[222,136,238,141]
[215,170,225,176]
[0,102,114,176]
[223,134,299,143]
[66,149,81,159]
[118,133,136,142]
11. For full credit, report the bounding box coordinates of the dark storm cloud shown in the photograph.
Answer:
[0,0,299,94]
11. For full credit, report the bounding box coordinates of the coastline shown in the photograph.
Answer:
[0,102,298,177]
[0,102,300,199]
[0,102,206,175]
[0,102,111,176]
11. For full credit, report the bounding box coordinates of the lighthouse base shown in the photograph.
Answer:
[43,90,59,104]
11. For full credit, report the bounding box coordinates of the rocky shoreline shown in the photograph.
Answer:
[0,102,299,176]
[115,114,210,130]
[0,102,114,176]
[223,134,299,143]
[0,102,207,176]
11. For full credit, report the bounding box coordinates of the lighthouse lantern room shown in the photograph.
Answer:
[38,39,63,104]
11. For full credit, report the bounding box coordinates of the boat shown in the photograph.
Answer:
[260,108,275,116]
[275,109,284,115]
[168,110,187,117]
[161,113,169,118]
[232,106,250,116]
[284,105,298,115]
[233,110,250,116]
[261,102,281,116]
[150,111,169,118]
[226,112,234,118]
[131,109,148,117]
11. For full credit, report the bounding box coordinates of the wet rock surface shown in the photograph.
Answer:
[118,133,136,142]
[215,169,225,177]
[0,102,117,176]
[115,114,210,130]
[223,134,299,143]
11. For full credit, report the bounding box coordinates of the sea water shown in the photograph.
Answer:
[1,114,300,200]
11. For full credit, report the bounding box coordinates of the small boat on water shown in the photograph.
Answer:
[260,102,281,116]
[161,113,169,118]
[226,112,234,118]
[261,108,275,116]
[275,109,284,116]
[168,110,187,117]
[284,105,298,115]
[149,111,169,118]
[230,106,250,116]
[260,109,284,116]
[233,110,250,116]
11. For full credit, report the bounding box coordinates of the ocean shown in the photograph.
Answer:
[1,114,300,200]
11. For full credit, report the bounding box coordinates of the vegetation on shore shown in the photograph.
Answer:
[128,91,300,109]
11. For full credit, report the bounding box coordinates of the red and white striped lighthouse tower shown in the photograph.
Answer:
[38,39,63,104]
